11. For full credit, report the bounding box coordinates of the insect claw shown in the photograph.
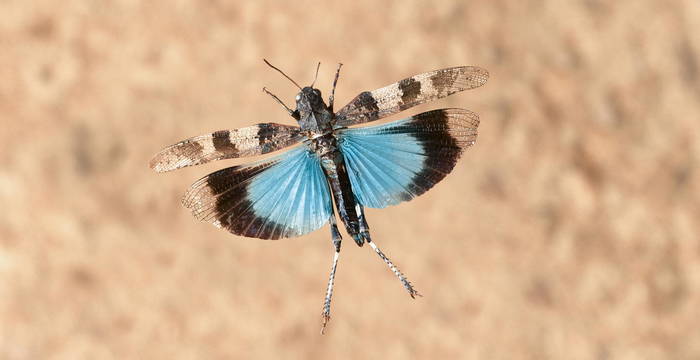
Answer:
[321,313,331,335]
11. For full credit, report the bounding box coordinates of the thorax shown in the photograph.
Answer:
[308,132,340,160]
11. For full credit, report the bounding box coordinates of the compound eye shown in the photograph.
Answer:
[295,94,301,101]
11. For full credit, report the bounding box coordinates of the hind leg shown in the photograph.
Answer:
[356,204,421,298]
[320,211,343,334]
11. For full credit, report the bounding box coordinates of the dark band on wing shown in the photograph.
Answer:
[341,91,380,122]
[149,123,304,173]
[398,77,422,105]
[257,124,284,153]
[406,109,472,197]
[212,130,239,156]
[209,166,287,239]
[182,160,288,239]
[335,66,488,127]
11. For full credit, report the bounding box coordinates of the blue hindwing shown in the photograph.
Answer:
[183,145,332,239]
[337,108,479,209]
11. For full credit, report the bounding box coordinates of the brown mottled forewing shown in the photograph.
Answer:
[149,123,303,172]
[335,66,488,127]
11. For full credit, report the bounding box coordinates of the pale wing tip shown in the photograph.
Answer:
[148,154,162,172]
[442,108,479,148]
[149,152,174,173]
[462,66,489,87]
[443,108,480,123]
[478,67,490,82]
[149,144,200,173]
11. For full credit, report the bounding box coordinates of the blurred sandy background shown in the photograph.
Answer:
[1,0,699,359]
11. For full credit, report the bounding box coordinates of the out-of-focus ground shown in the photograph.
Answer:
[1,1,699,359]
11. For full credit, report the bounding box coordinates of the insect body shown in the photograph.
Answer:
[150,60,489,333]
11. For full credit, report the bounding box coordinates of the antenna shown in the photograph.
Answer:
[263,59,302,90]
[311,62,321,87]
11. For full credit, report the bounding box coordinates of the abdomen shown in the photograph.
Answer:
[315,135,361,240]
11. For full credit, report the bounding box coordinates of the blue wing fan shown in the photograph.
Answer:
[183,145,332,239]
[337,108,479,209]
